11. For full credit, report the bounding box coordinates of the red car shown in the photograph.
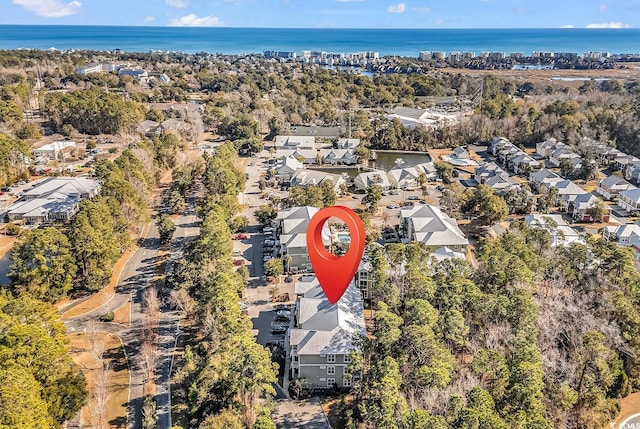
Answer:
[233,259,245,266]
[235,234,248,240]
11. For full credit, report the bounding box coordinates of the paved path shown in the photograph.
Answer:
[64,185,201,429]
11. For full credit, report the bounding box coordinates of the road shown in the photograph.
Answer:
[64,185,201,429]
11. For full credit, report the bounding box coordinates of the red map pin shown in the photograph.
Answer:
[306,206,366,305]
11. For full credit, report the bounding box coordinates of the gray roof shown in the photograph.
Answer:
[401,204,469,247]
[390,106,427,120]
[289,282,366,355]
[620,188,640,204]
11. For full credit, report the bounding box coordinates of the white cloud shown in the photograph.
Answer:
[412,6,430,12]
[599,4,607,11]
[434,18,444,24]
[166,0,187,7]
[144,16,156,22]
[387,2,405,13]
[168,13,225,27]
[559,24,575,28]
[12,0,81,17]
[586,21,631,28]
[337,0,364,2]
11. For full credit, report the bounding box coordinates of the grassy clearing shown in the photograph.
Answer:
[68,332,129,428]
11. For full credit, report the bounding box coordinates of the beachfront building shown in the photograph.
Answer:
[287,278,366,391]
[399,204,469,251]
[6,177,101,224]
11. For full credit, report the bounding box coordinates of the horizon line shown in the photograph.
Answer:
[0,24,637,30]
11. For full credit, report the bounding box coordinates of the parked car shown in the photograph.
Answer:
[389,190,399,195]
[233,259,245,266]
[275,314,290,322]
[408,195,419,200]
[419,200,427,204]
[270,326,287,334]
[263,239,275,246]
[263,255,272,262]
[275,304,291,311]
[235,233,248,240]
[386,204,395,209]
[277,309,291,317]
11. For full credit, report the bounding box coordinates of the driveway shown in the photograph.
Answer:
[272,398,331,429]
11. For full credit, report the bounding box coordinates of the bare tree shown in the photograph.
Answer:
[90,362,113,429]
[139,340,158,384]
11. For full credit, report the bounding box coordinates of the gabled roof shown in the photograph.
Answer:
[605,223,640,239]
[390,106,427,120]
[572,193,600,210]
[354,170,391,189]
[289,282,366,355]
[291,169,343,187]
[554,180,588,196]
[620,188,640,204]
[21,177,100,199]
[401,204,469,247]
[598,175,634,190]
[530,169,561,183]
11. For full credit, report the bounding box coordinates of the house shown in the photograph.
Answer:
[509,153,541,174]
[618,188,640,213]
[603,224,640,247]
[6,177,101,224]
[554,180,588,207]
[570,193,610,222]
[614,154,640,172]
[320,149,358,165]
[274,135,316,150]
[400,204,469,251]
[138,120,161,137]
[290,169,345,192]
[275,155,304,180]
[524,214,585,248]
[354,260,374,300]
[277,206,330,273]
[335,138,360,149]
[529,169,562,191]
[160,118,188,133]
[548,147,580,168]
[475,162,504,183]
[596,176,636,200]
[32,141,77,161]
[484,172,521,195]
[490,137,512,156]
[387,164,436,190]
[414,162,438,181]
[452,147,469,160]
[354,170,391,192]
[276,149,320,164]
[535,138,566,158]
[287,279,366,390]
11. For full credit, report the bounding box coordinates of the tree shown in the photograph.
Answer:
[320,180,337,207]
[255,205,277,227]
[363,184,382,214]
[264,258,284,278]
[435,161,454,184]
[586,199,606,222]
[200,409,244,429]
[156,214,176,242]
[70,198,121,291]
[8,227,77,302]
[168,190,186,214]
[0,365,51,428]
[228,215,249,233]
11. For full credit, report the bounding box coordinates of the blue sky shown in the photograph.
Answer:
[3,0,640,28]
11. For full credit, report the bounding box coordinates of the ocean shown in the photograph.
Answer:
[0,26,638,57]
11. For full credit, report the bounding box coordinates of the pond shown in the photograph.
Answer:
[369,151,432,171]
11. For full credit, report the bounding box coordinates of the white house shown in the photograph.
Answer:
[335,138,360,149]
[32,141,77,161]
[386,106,456,129]
[603,224,640,247]
[290,169,345,192]
[276,149,319,164]
[618,188,640,213]
[275,155,304,180]
[274,135,316,150]
[320,149,358,165]
[524,214,585,248]
[535,138,566,158]
[400,204,469,251]
[475,162,504,183]
[354,170,391,192]
[529,169,562,191]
